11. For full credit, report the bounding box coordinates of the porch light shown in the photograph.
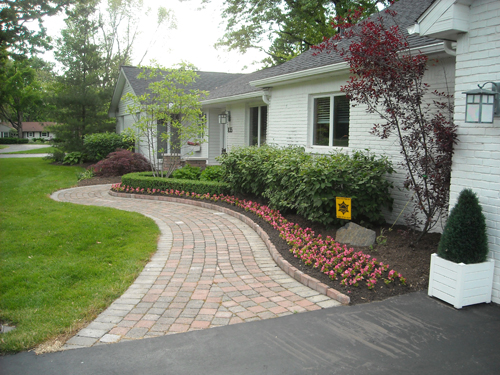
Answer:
[464,82,500,123]
[218,111,231,125]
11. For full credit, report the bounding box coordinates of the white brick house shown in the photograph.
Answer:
[412,0,500,303]
[111,0,500,303]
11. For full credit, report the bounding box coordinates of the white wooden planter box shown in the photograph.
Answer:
[428,253,494,309]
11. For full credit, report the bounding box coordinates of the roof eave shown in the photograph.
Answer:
[201,91,264,106]
[250,62,349,88]
[108,68,135,118]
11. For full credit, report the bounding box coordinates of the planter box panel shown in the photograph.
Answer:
[431,276,458,296]
[431,271,458,289]
[428,253,494,309]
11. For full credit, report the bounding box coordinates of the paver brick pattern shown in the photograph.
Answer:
[51,185,340,349]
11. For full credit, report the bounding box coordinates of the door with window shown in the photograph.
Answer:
[250,106,267,146]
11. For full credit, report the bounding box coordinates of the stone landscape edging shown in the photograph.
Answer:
[109,190,351,305]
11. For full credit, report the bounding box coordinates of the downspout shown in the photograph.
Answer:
[262,88,271,105]
[443,40,457,56]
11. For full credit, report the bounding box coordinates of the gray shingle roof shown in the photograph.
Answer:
[121,66,246,97]
[206,0,437,101]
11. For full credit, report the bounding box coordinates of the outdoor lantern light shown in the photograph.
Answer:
[464,82,500,123]
[218,111,231,125]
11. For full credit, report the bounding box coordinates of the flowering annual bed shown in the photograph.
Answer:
[111,183,406,290]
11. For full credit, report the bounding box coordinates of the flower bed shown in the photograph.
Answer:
[112,183,406,290]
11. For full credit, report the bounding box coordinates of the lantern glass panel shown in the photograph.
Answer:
[481,102,494,123]
[466,103,480,122]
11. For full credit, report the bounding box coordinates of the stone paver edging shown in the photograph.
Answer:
[110,191,351,305]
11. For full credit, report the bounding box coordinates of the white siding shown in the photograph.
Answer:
[207,108,223,165]
[225,103,247,151]
[118,81,136,117]
[450,0,500,304]
[265,58,455,229]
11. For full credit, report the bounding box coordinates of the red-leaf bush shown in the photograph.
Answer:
[91,149,150,177]
[314,4,458,239]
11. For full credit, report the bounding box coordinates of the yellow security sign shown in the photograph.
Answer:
[336,197,351,220]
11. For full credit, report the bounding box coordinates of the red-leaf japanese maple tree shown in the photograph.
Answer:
[314,6,458,240]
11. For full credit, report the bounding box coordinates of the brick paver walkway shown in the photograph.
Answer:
[51,185,340,349]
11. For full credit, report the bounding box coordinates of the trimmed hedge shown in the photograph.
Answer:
[219,145,394,226]
[121,172,231,196]
[0,138,29,144]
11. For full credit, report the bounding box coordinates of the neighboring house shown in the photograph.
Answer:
[0,122,54,139]
[108,66,245,168]
[0,123,15,138]
[111,0,499,303]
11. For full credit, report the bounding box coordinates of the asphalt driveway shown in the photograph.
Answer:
[1,292,498,375]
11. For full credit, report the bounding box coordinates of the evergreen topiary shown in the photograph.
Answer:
[437,189,489,264]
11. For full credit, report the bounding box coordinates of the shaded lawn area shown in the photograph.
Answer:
[0,159,159,353]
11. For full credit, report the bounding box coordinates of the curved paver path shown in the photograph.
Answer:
[51,185,340,349]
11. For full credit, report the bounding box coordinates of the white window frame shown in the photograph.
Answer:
[249,105,267,147]
[309,94,350,148]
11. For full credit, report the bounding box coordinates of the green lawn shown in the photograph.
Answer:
[0,145,8,149]
[3,146,55,154]
[0,159,159,353]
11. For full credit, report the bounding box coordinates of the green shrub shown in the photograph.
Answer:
[200,165,224,182]
[122,172,231,196]
[171,164,201,180]
[45,147,65,163]
[62,151,86,165]
[0,138,29,144]
[77,167,95,181]
[83,132,134,162]
[219,145,394,226]
[437,189,489,264]
[218,145,285,196]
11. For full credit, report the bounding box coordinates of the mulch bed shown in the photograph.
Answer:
[77,176,439,305]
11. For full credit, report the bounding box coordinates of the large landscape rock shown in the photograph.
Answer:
[335,222,376,247]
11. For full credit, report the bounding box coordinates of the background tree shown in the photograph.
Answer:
[314,7,457,240]
[0,57,43,138]
[50,0,115,151]
[124,62,208,178]
[215,0,391,66]
[98,0,176,91]
[0,0,76,57]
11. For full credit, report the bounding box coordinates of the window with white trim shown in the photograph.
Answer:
[250,106,267,146]
[312,95,349,147]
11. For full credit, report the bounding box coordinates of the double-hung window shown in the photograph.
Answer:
[312,95,350,147]
[250,106,267,146]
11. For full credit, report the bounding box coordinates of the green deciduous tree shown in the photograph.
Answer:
[214,0,390,66]
[0,0,75,57]
[0,56,43,138]
[124,62,208,177]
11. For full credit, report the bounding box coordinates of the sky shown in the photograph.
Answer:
[37,0,266,73]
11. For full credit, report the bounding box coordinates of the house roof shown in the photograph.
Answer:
[21,122,55,132]
[0,122,54,132]
[204,0,437,102]
[109,66,246,116]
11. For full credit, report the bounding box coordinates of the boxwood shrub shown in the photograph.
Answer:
[219,145,394,226]
[121,172,231,196]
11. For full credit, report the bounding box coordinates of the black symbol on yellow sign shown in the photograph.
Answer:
[336,197,351,220]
